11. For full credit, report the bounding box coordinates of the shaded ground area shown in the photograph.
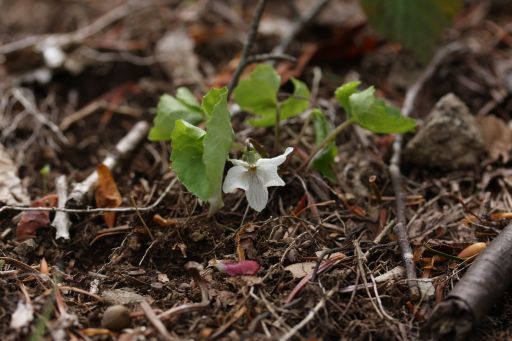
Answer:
[1,0,512,340]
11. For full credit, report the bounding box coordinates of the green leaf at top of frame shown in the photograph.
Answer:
[234,64,310,127]
[361,0,462,63]
[149,88,204,141]
[233,64,279,126]
[311,109,338,182]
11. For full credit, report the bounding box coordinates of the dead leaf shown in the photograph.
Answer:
[95,164,122,228]
[10,300,34,329]
[475,115,512,163]
[16,194,58,241]
[285,262,317,279]
[0,143,30,206]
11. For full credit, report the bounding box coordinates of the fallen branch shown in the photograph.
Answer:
[66,121,149,207]
[423,223,512,340]
[389,42,465,298]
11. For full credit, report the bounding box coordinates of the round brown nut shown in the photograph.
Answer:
[101,305,131,331]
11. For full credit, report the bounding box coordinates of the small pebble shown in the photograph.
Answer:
[101,305,131,331]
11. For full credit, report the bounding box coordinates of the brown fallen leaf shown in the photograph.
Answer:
[16,194,58,241]
[476,115,512,163]
[95,164,122,227]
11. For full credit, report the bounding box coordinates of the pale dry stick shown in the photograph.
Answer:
[0,178,177,214]
[0,1,172,55]
[67,121,150,207]
[52,175,71,240]
[389,42,466,299]
[272,0,331,55]
[280,288,336,341]
[140,301,176,341]
[158,262,210,320]
[227,0,268,96]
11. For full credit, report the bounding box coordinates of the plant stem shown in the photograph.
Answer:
[301,119,353,170]
[274,104,282,150]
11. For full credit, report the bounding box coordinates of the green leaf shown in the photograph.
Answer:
[149,89,204,141]
[351,98,416,134]
[311,110,337,182]
[169,87,234,213]
[361,0,462,63]
[202,87,227,118]
[234,64,280,127]
[349,89,416,134]
[170,120,209,200]
[176,87,203,113]
[335,82,416,134]
[334,81,361,116]
[202,87,234,212]
[280,78,311,120]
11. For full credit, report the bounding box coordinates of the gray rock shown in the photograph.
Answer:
[404,93,484,169]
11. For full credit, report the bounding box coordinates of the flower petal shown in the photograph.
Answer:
[223,166,250,193]
[255,147,294,168]
[229,159,249,167]
[255,147,293,187]
[246,172,268,212]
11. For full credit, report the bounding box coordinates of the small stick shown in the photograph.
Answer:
[424,223,512,340]
[227,0,268,96]
[52,175,71,240]
[389,42,465,298]
[141,301,175,341]
[66,121,149,207]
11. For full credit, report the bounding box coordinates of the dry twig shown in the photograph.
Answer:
[389,42,465,298]
[227,0,268,96]
[52,175,71,240]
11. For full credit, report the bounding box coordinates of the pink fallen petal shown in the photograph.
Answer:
[215,260,261,277]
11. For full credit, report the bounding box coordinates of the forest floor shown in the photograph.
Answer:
[1,0,512,340]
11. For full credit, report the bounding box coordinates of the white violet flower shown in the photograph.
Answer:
[222,147,294,212]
